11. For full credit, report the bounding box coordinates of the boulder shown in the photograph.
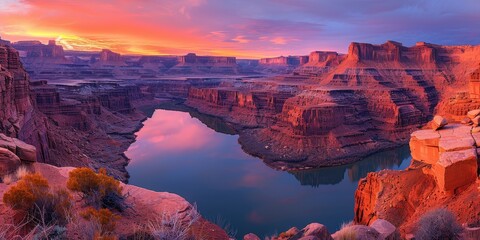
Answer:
[0,134,36,162]
[467,109,480,119]
[0,133,16,153]
[434,148,478,191]
[12,138,36,162]
[473,116,480,127]
[244,233,261,240]
[332,225,381,240]
[431,115,448,130]
[369,219,400,240]
[0,147,21,175]
[293,223,333,240]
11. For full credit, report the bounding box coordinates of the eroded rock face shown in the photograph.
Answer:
[0,44,33,137]
[355,120,480,237]
[185,41,480,170]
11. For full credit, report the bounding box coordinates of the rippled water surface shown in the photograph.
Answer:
[126,108,411,238]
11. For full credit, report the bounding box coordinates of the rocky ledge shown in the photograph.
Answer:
[355,113,480,238]
[0,163,229,239]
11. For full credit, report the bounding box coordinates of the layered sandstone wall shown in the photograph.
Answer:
[186,85,295,127]
[0,44,34,137]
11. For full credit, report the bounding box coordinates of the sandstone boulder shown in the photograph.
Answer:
[0,133,16,153]
[431,115,448,130]
[13,138,36,162]
[332,225,381,240]
[467,109,480,119]
[244,233,261,240]
[369,219,400,240]
[434,148,478,191]
[293,223,333,240]
[0,133,36,162]
[0,147,21,175]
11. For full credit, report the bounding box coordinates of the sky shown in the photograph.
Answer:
[0,0,479,58]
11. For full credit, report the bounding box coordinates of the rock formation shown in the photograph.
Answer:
[355,115,480,238]
[259,55,308,66]
[99,49,124,65]
[0,44,34,137]
[0,134,36,175]
[12,40,66,63]
[0,42,152,181]
[185,41,480,170]
[169,53,239,74]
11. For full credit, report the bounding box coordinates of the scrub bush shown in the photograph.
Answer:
[81,207,119,240]
[2,173,73,227]
[415,208,463,240]
[67,167,126,211]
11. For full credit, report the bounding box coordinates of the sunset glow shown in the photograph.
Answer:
[1,0,479,58]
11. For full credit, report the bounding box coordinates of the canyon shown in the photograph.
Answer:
[1,38,480,239]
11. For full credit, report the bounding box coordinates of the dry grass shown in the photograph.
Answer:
[147,205,200,240]
[334,221,357,240]
[2,174,14,185]
[15,166,30,180]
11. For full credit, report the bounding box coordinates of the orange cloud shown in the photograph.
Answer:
[0,0,282,58]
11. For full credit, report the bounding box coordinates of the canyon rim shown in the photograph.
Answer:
[0,0,480,239]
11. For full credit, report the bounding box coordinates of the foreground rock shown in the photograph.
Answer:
[0,163,229,239]
[0,133,36,162]
[355,117,480,237]
[0,134,36,176]
[369,219,400,240]
[410,123,477,191]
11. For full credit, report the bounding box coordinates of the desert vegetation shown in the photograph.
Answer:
[1,172,72,239]
[414,208,463,240]
[0,167,203,239]
[67,167,127,211]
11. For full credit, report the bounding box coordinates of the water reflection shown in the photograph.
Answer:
[290,145,411,186]
[126,108,411,237]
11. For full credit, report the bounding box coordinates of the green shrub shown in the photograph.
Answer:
[67,167,126,211]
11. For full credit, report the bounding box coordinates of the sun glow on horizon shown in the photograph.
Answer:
[0,0,479,58]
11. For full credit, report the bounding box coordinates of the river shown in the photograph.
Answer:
[125,108,411,238]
